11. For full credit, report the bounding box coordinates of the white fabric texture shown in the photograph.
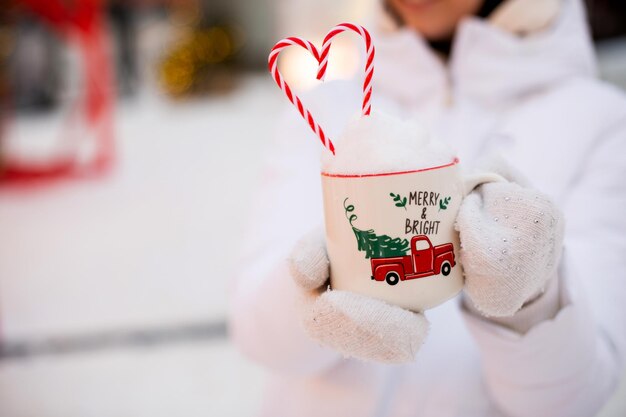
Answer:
[457,180,564,317]
[288,172,564,363]
[464,267,561,334]
[305,290,430,364]
[229,0,626,416]
[289,228,329,291]
[289,229,430,364]
[489,0,561,34]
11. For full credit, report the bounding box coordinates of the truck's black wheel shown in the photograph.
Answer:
[385,271,400,286]
[441,262,451,276]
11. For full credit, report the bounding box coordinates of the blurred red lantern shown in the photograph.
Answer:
[0,0,115,184]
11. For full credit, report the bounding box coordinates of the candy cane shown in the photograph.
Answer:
[268,23,375,155]
[317,23,374,116]
[268,37,335,154]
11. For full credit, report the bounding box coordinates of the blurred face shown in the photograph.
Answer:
[387,0,484,40]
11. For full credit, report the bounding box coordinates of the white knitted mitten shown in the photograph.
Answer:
[288,229,429,363]
[456,179,564,318]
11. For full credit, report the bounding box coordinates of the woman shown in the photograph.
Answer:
[231,0,626,416]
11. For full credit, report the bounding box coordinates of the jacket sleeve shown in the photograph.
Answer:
[228,105,343,375]
[461,119,626,417]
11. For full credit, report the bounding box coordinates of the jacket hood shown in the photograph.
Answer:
[367,0,597,110]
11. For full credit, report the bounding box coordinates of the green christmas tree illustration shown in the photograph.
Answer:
[344,198,409,259]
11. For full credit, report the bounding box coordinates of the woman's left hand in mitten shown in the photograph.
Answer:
[456,171,565,318]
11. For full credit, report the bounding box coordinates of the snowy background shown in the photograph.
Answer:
[1,2,626,416]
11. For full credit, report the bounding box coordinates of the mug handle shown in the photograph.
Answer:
[463,172,507,196]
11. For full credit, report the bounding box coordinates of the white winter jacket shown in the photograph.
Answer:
[230,0,626,416]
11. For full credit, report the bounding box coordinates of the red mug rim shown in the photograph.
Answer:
[320,157,460,179]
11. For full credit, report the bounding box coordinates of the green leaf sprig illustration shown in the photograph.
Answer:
[389,192,408,210]
[344,198,409,259]
[439,196,451,211]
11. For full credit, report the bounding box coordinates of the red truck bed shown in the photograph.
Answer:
[371,255,413,273]
[433,243,453,258]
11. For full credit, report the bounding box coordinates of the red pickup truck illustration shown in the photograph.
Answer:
[371,235,455,285]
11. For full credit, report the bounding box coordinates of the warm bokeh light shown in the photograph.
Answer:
[278,36,360,91]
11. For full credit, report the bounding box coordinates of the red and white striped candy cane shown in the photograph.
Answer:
[268,37,335,154]
[317,23,375,116]
[268,24,375,155]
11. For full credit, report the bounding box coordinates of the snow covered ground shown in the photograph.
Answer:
[1,52,626,415]
[1,76,280,341]
[0,75,277,416]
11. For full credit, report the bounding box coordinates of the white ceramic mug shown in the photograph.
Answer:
[321,158,504,312]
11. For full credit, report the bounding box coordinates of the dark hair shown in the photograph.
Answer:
[476,0,505,19]
[431,0,505,55]
[383,0,505,55]
[384,0,505,27]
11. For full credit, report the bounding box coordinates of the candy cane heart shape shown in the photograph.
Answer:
[268,37,335,154]
[317,23,375,117]
[268,23,376,155]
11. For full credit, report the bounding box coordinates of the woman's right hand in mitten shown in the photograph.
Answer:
[288,228,430,364]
